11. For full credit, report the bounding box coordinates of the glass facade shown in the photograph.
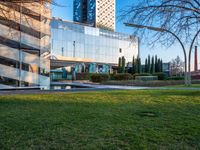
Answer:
[51,18,139,67]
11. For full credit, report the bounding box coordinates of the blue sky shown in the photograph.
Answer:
[52,0,189,64]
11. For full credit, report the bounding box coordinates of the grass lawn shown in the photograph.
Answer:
[0,90,200,149]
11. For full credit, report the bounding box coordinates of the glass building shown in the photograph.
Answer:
[51,18,139,73]
[0,2,51,89]
[73,0,115,31]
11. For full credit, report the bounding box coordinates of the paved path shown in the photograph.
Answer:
[0,88,147,96]
[0,82,200,96]
[0,83,150,95]
[51,82,150,90]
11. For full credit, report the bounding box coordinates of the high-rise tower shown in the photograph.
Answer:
[73,0,115,31]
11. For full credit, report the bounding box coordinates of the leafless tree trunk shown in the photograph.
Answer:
[121,0,200,86]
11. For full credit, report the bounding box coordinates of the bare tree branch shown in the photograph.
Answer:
[121,0,200,85]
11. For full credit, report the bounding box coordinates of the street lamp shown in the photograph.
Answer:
[61,47,64,56]
[73,41,76,58]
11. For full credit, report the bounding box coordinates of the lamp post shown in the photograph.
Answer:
[124,23,188,85]
[73,41,76,58]
[61,47,64,56]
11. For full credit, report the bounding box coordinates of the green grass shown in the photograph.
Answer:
[0,90,200,149]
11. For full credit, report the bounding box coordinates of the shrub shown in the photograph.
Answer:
[76,73,94,80]
[167,76,184,80]
[90,74,110,83]
[109,74,116,80]
[152,72,166,80]
[113,73,133,80]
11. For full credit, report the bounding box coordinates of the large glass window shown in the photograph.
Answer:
[51,20,138,65]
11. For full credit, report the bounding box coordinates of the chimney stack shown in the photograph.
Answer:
[194,46,198,72]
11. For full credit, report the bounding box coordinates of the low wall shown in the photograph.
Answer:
[103,80,200,87]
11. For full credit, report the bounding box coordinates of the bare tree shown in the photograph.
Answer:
[0,0,54,36]
[170,56,184,77]
[0,0,56,24]
[121,0,200,86]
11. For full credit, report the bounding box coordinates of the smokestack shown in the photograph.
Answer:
[194,46,198,72]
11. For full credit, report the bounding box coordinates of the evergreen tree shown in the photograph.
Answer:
[118,57,122,73]
[122,56,126,73]
[132,56,135,74]
[158,58,161,72]
[161,59,163,72]
[135,57,138,73]
[148,55,151,73]
[155,55,158,72]
[145,58,148,73]
[138,57,141,73]
[151,56,155,74]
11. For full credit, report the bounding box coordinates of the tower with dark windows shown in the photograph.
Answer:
[73,0,115,31]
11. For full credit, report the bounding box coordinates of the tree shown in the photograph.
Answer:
[155,55,158,72]
[0,0,53,21]
[0,0,52,48]
[170,56,184,76]
[118,57,122,73]
[157,58,161,72]
[147,55,151,73]
[160,59,163,72]
[137,57,141,73]
[145,58,148,73]
[122,56,126,73]
[123,0,200,85]
[132,56,136,74]
[151,56,155,74]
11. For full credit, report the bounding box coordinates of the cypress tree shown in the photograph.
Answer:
[135,57,139,73]
[118,57,122,73]
[145,58,148,73]
[122,56,126,73]
[147,55,150,73]
[158,58,161,72]
[151,56,155,74]
[155,55,158,72]
[132,56,135,74]
[138,57,141,73]
[161,59,163,72]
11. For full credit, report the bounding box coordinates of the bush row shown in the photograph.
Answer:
[76,73,94,80]
[90,73,166,82]
[167,76,184,80]
[88,73,184,83]
[90,74,110,83]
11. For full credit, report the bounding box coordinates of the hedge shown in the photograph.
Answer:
[76,73,94,80]
[152,72,166,80]
[90,74,110,83]
[113,73,133,80]
[167,76,184,80]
